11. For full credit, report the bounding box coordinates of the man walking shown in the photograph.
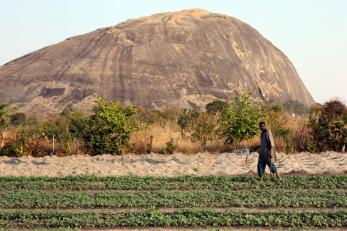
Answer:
[251,122,281,185]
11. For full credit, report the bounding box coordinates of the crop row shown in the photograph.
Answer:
[0,175,345,190]
[0,209,345,228]
[0,190,345,209]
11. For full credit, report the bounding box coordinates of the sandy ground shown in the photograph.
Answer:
[0,152,345,177]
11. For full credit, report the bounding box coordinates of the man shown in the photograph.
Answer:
[251,122,281,185]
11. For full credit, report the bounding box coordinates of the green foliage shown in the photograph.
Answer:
[266,110,294,153]
[0,175,346,229]
[0,209,344,228]
[9,112,26,126]
[221,93,265,144]
[71,97,138,155]
[205,99,228,115]
[277,128,294,153]
[0,175,345,191]
[177,108,198,136]
[163,138,177,154]
[309,99,347,152]
[0,102,13,132]
[189,112,218,146]
[0,189,345,209]
[271,104,284,113]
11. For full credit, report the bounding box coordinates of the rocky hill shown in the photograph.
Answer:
[0,9,314,114]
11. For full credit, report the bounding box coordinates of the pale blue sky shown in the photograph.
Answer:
[1,0,346,103]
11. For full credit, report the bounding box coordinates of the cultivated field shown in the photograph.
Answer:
[0,175,346,230]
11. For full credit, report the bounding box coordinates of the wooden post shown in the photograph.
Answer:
[52,134,55,155]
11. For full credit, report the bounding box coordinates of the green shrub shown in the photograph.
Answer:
[221,93,265,144]
[71,97,138,155]
[177,109,198,136]
[163,138,177,154]
[0,102,13,132]
[190,112,218,146]
[10,112,26,126]
[205,99,228,115]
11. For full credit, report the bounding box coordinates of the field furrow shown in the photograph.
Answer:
[0,175,345,191]
[0,209,345,228]
[0,175,345,229]
[0,190,345,209]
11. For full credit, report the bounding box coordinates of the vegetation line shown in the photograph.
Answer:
[0,209,345,228]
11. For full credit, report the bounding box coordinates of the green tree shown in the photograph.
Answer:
[73,97,138,155]
[221,93,265,145]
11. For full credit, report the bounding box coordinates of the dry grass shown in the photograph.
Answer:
[129,113,310,154]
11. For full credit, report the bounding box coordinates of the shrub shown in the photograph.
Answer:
[322,99,346,119]
[189,112,218,146]
[1,125,42,157]
[221,93,265,145]
[177,109,198,136]
[308,99,347,152]
[71,97,138,155]
[205,100,228,115]
[10,112,26,126]
[163,138,177,154]
[0,102,13,132]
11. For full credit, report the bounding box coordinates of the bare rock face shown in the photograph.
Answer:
[0,9,314,114]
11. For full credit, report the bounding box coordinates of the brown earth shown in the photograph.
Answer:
[0,9,314,114]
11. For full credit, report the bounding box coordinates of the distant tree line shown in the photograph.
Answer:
[0,94,346,156]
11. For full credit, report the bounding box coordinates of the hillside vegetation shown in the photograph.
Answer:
[0,94,346,156]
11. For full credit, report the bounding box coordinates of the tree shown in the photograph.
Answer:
[221,93,265,145]
[71,97,138,155]
[309,99,347,152]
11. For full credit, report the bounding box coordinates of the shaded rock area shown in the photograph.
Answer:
[0,9,314,114]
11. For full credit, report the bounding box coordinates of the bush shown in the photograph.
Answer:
[308,100,347,152]
[1,125,44,157]
[205,100,228,115]
[189,112,218,146]
[221,93,265,145]
[163,138,177,154]
[0,102,13,132]
[10,112,26,126]
[177,109,198,136]
[71,97,138,155]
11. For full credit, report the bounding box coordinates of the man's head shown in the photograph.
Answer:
[259,121,266,132]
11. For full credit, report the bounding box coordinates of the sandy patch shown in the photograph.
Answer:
[0,152,345,177]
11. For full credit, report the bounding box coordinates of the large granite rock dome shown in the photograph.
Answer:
[0,9,314,113]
